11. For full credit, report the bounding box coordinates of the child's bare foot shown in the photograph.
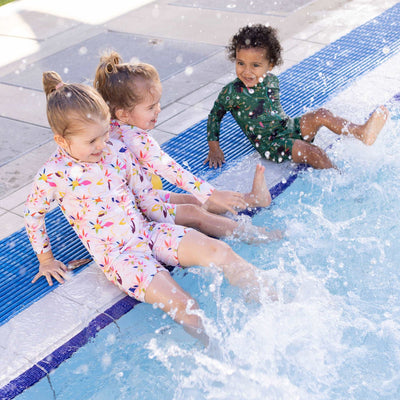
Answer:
[244,164,272,208]
[359,106,389,145]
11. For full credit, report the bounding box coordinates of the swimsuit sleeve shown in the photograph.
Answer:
[123,147,175,224]
[207,86,229,142]
[122,125,215,205]
[24,170,56,254]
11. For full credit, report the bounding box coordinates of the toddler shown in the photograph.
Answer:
[25,71,275,344]
[205,24,389,169]
[94,51,281,242]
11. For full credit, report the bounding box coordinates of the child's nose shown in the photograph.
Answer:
[243,66,252,75]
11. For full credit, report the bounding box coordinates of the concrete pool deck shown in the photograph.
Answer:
[0,0,398,240]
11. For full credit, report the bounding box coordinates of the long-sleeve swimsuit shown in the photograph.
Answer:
[207,74,310,163]
[24,139,191,302]
[110,120,215,212]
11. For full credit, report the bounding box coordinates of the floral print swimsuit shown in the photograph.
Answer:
[109,120,215,210]
[24,139,191,302]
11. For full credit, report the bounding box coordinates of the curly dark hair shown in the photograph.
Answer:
[227,24,283,66]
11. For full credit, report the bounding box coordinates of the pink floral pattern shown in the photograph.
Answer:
[110,120,215,204]
[24,139,188,301]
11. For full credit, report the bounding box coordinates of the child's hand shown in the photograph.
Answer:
[204,190,247,215]
[204,141,225,168]
[32,257,68,286]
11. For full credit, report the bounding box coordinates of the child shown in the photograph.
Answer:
[204,24,389,170]
[25,71,275,345]
[93,51,280,242]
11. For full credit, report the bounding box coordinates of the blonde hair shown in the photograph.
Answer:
[94,50,160,118]
[43,71,110,138]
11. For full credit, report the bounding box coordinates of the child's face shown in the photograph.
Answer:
[123,85,162,131]
[235,48,274,88]
[55,117,110,163]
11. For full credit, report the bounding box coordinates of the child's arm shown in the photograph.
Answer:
[25,177,67,286]
[122,146,176,224]
[123,129,247,213]
[204,90,228,168]
[122,127,215,205]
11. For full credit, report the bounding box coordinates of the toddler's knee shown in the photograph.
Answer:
[207,238,235,263]
[315,108,332,121]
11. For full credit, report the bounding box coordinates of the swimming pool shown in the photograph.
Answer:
[14,83,400,399]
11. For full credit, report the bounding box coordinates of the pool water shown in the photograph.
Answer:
[17,99,400,399]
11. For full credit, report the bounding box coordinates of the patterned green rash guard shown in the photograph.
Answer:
[207,74,304,163]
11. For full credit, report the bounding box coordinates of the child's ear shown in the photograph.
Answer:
[115,108,128,122]
[54,134,68,149]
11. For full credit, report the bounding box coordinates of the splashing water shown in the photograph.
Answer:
[143,104,400,400]
[17,102,400,399]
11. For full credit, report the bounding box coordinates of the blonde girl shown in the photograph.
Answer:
[25,71,275,345]
[94,51,279,242]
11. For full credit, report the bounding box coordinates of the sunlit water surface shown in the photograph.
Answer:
[18,99,400,399]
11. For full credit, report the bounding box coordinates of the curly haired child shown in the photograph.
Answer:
[205,24,389,169]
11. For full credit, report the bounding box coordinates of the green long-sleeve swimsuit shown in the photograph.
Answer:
[207,74,302,162]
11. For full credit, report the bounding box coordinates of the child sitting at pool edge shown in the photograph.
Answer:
[93,51,281,242]
[25,72,277,345]
[204,24,389,170]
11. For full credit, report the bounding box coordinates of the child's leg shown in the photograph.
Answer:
[177,230,276,301]
[300,106,389,145]
[175,204,237,237]
[242,164,272,208]
[108,249,208,345]
[169,192,202,206]
[175,203,282,243]
[144,270,208,345]
[291,139,335,169]
[204,164,272,214]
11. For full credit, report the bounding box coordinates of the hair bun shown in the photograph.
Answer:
[106,62,116,74]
